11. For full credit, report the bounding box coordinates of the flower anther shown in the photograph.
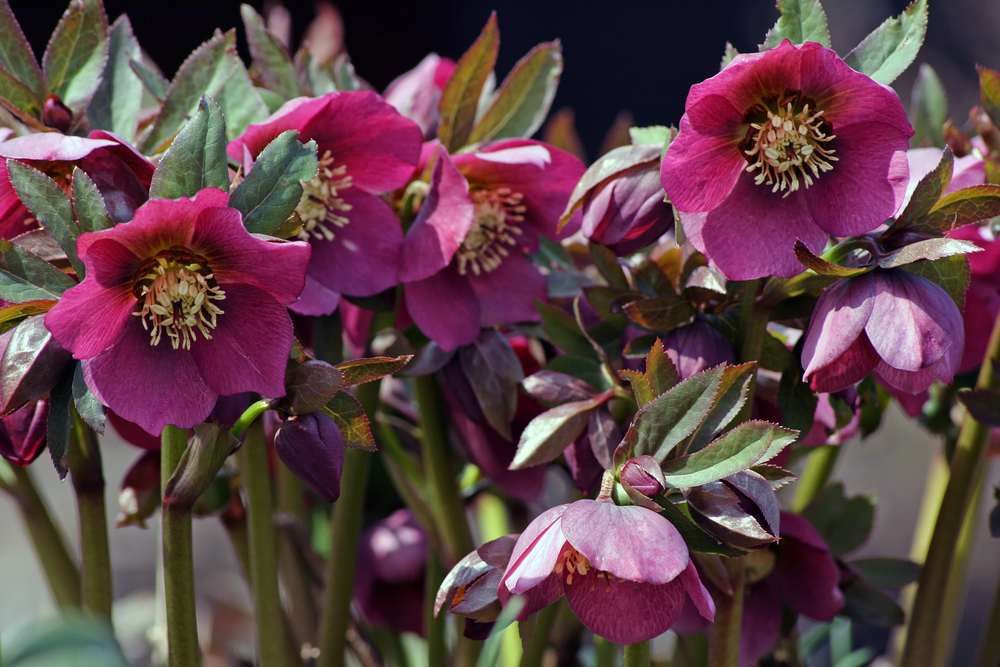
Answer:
[296,150,354,241]
[455,187,526,276]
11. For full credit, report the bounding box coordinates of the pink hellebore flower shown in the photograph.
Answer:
[44,188,311,434]
[498,499,715,645]
[661,40,912,280]
[227,92,422,315]
[662,320,736,380]
[801,269,963,394]
[384,53,457,139]
[951,223,1000,372]
[401,140,586,351]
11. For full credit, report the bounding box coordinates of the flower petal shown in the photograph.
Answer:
[501,505,568,596]
[678,560,716,622]
[403,266,480,352]
[801,275,876,381]
[288,274,341,316]
[275,411,345,502]
[466,252,546,328]
[739,580,782,667]
[565,571,686,645]
[0,134,116,161]
[774,513,844,621]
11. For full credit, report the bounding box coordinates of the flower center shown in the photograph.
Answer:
[131,248,225,350]
[455,188,525,276]
[553,545,592,585]
[739,90,837,197]
[295,150,354,242]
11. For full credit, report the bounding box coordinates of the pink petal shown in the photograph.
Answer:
[807,333,881,394]
[403,266,480,352]
[959,281,1000,372]
[873,363,937,394]
[679,559,716,622]
[502,505,569,596]
[289,274,341,316]
[0,134,116,161]
[466,252,546,328]
[565,571,686,645]
[498,570,564,621]
[739,580,782,667]
[802,275,876,380]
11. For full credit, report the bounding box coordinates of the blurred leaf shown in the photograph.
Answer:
[802,482,876,557]
[283,360,344,415]
[0,0,44,100]
[324,391,375,450]
[623,294,695,331]
[844,0,927,85]
[535,299,598,359]
[630,125,672,146]
[0,237,77,302]
[619,338,680,408]
[910,63,947,148]
[542,106,586,162]
[720,42,740,70]
[128,56,168,101]
[840,578,905,627]
[521,370,596,406]
[72,361,105,434]
[475,595,525,667]
[240,4,304,101]
[957,388,1000,428]
[979,65,1000,128]
[87,15,142,142]
[661,421,796,488]
[902,254,969,312]
[459,330,523,441]
[777,339,818,442]
[335,354,412,387]
[438,12,499,152]
[0,614,129,667]
[0,66,41,117]
[761,0,832,49]
[622,334,657,359]
[42,0,109,115]
[71,168,112,233]
[214,57,269,140]
[582,285,631,328]
[850,557,921,588]
[149,95,229,199]
[47,369,73,479]
[6,160,84,277]
[544,355,609,392]
[858,375,891,438]
[510,393,610,469]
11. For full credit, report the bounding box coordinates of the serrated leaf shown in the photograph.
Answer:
[324,391,375,450]
[6,160,84,278]
[685,363,756,451]
[535,299,598,359]
[957,388,1000,428]
[619,338,680,408]
[0,238,77,302]
[128,57,167,101]
[240,4,304,101]
[885,146,953,237]
[229,130,319,235]
[72,361,104,434]
[0,65,41,116]
[623,294,696,331]
[660,421,793,488]
[843,0,927,86]
[850,557,920,588]
[283,360,344,415]
[919,185,1000,233]
[902,254,969,312]
[0,0,44,99]
[560,143,661,227]
[761,0,832,49]
[335,354,412,387]
[87,15,142,142]
[42,0,109,116]
[71,168,112,233]
[979,65,1000,128]
[793,240,868,278]
[46,369,73,480]
[510,395,607,469]
[910,64,946,149]
[459,330,523,441]
[139,29,239,154]
[438,13,499,152]
[469,40,561,144]
[878,237,981,269]
[149,95,229,199]
[213,57,268,141]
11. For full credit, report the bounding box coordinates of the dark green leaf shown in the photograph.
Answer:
[850,557,920,588]
[902,254,969,312]
[240,4,303,101]
[957,388,1000,428]
[469,40,561,143]
[324,391,376,450]
[149,95,229,199]
[761,0,832,49]
[619,338,680,408]
[840,578,905,627]
[128,56,168,101]
[0,237,77,302]
[0,64,41,116]
[282,360,344,415]
[760,332,792,372]
[589,241,630,288]
[684,363,756,452]
[632,257,676,297]
[164,423,239,509]
[802,482,876,557]
[544,355,609,392]
[510,396,606,469]
[622,334,657,359]
[858,375,891,438]
[878,237,981,269]
[460,330,524,441]
[229,130,319,235]
[979,65,1000,128]
[910,63,947,149]
[623,294,695,331]
[87,14,142,142]
[653,495,741,556]
[0,314,73,416]
[535,299,598,359]
[211,54,268,140]
[72,361,105,434]
[42,0,109,115]
[6,160,84,277]
[843,0,928,86]
[660,421,794,488]
[335,354,412,387]
[582,285,630,328]
[777,340,818,442]
[437,12,499,152]
[0,0,43,99]
[47,367,73,479]
[71,168,112,233]
[919,184,1000,233]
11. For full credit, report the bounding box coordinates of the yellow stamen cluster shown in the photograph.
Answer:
[554,545,592,585]
[296,150,354,241]
[455,188,526,276]
[741,91,838,197]
[132,251,225,350]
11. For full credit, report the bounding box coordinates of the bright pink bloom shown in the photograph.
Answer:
[401,140,585,351]
[384,53,457,139]
[661,40,911,280]
[227,92,422,315]
[801,269,963,394]
[498,499,715,645]
[45,189,311,434]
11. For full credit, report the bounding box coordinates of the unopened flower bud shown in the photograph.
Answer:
[620,455,666,497]
[0,400,48,466]
[274,411,345,502]
[42,94,72,133]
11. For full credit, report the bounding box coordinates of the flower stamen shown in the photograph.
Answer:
[295,150,354,241]
[553,545,592,586]
[455,187,525,276]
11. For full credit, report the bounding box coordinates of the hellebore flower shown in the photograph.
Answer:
[227,92,422,315]
[0,399,48,466]
[801,389,860,446]
[402,140,586,351]
[355,509,428,635]
[661,40,912,280]
[45,188,311,434]
[274,411,345,502]
[801,269,963,394]
[951,223,1000,371]
[662,320,736,380]
[384,53,456,139]
[498,499,715,645]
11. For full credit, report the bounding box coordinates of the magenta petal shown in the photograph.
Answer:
[565,572,686,645]
[874,362,937,394]
[802,275,876,379]
[502,505,568,595]
[806,333,881,395]
[289,274,341,316]
[188,283,291,398]
[466,253,546,328]
[84,322,217,434]
[403,266,480,352]
[678,560,715,622]
[739,580,782,667]
[400,148,474,283]
[275,411,345,502]
[498,570,564,621]
[561,500,688,584]
[0,134,116,161]
[775,514,844,621]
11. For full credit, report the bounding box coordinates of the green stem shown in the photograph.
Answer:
[237,420,290,667]
[161,425,200,667]
[277,461,318,648]
[231,399,273,439]
[594,636,618,667]
[736,279,770,423]
[68,410,112,621]
[413,373,474,565]
[901,308,1000,667]
[425,551,447,667]
[317,381,379,667]
[521,604,558,667]
[1,462,82,609]
[790,445,841,513]
[623,641,651,667]
[707,558,746,667]
[975,553,1000,667]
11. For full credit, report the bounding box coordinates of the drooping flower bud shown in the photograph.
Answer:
[274,411,345,502]
[0,400,48,466]
[662,320,736,380]
[42,94,73,133]
[620,455,666,497]
[383,53,456,139]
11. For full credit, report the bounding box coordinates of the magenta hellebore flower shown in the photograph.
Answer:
[801,269,963,394]
[383,53,457,139]
[661,40,912,280]
[662,320,736,380]
[227,91,422,315]
[951,223,1000,372]
[45,188,311,434]
[401,140,586,351]
[355,509,428,635]
[498,499,715,645]
[0,399,48,466]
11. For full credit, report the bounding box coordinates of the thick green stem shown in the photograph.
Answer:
[425,552,447,667]
[237,420,290,667]
[975,554,1000,667]
[317,381,379,667]
[707,558,746,667]
[521,604,558,667]
[902,309,1000,667]
[412,373,474,565]
[161,425,200,667]
[594,636,618,667]
[791,445,841,513]
[1,462,81,609]
[278,461,318,648]
[623,641,651,667]
[736,280,770,423]
[69,411,112,621]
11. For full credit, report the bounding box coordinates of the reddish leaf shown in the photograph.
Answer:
[335,355,412,387]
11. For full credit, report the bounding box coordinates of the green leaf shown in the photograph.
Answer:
[42,0,109,115]
[438,12,499,152]
[544,355,609,392]
[850,557,920,588]
[582,285,630,328]
[589,241,630,288]
[164,423,239,509]
[777,340,818,442]
[0,238,77,302]
[840,579,905,627]
[71,168,112,233]
[886,146,953,236]
[919,184,1000,233]
[240,4,304,101]
[684,363,757,452]
[623,294,696,331]
[802,482,876,557]
[761,0,832,49]
[87,15,142,142]
[630,125,671,146]
[72,361,105,434]
[902,254,970,312]
[128,56,168,101]
[229,131,319,234]
[323,391,376,451]
[139,29,239,154]
[6,160,84,278]
[0,0,44,99]
[149,95,229,199]
[878,237,982,269]
[792,240,869,278]
[910,63,947,148]
[0,64,42,117]
[469,40,561,144]
[213,57,269,140]
[0,615,129,667]
[653,496,741,556]
[535,299,598,360]
[335,354,412,387]
[660,421,794,488]
[47,368,73,479]
[459,330,524,441]
[510,396,605,469]
[979,65,1000,128]
[843,0,927,86]
[619,338,680,408]
[720,42,740,70]
[475,596,524,667]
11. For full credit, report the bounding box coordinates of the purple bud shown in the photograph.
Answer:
[274,411,345,502]
[384,53,456,139]
[662,321,736,380]
[620,455,666,497]
[0,399,48,466]
[42,94,72,133]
